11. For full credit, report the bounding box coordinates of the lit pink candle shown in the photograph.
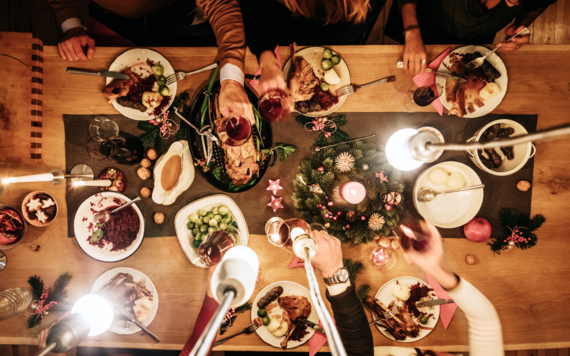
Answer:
[340,182,366,204]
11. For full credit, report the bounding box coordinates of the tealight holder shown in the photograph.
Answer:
[369,247,396,271]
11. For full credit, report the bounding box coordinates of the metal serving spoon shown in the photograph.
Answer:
[417,184,485,203]
[93,197,141,224]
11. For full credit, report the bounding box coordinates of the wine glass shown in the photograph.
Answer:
[402,84,443,113]
[393,218,434,252]
[197,230,241,267]
[258,89,291,121]
[86,134,143,164]
[89,116,119,142]
[216,115,252,146]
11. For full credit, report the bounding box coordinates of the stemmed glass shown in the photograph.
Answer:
[402,84,443,113]
[258,89,291,122]
[216,115,252,146]
[392,218,434,252]
[86,134,142,164]
[197,230,241,267]
[89,116,119,142]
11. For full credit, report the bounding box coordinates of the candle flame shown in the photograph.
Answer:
[2,178,13,184]
[73,181,85,186]
[350,189,357,196]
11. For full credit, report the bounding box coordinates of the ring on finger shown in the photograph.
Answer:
[421,58,427,64]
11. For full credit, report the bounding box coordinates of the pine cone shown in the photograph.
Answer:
[364,175,375,186]
[346,210,357,222]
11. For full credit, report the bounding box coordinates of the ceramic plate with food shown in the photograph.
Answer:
[252,281,319,349]
[174,194,249,268]
[283,45,350,117]
[104,48,177,121]
[436,45,508,118]
[413,162,483,229]
[0,203,27,250]
[74,192,145,262]
[91,267,158,335]
[369,276,439,342]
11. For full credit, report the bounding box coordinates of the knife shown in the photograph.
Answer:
[416,299,455,308]
[115,305,162,342]
[67,67,130,80]
[297,318,326,335]
[396,60,466,83]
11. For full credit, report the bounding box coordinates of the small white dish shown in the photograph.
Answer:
[251,281,319,349]
[282,46,350,117]
[106,48,177,121]
[372,276,439,342]
[174,194,249,268]
[413,162,484,228]
[91,267,158,335]
[74,192,145,262]
[437,45,508,118]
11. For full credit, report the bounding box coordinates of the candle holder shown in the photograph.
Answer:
[369,247,396,271]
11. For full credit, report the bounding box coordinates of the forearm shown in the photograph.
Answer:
[179,293,220,356]
[47,0,81,28]
[239,0,277,60]
[514,8,547,28]
[400,3,419,29]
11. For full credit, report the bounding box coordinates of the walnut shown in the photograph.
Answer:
[147,148,158,161]
[137,167,151,180]
[391,239,400,250]
[141,187,151,198]
[154,212,164,224]
[517,180,531,192]
[141,158,152,168]
[465,254,477,265]
[378,237,391,248]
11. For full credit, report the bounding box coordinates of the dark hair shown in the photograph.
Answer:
[280,0,371,24]
[517,0,557,11]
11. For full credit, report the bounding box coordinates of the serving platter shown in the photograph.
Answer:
[91,267,158,335]
[282,46,351,117]
[174,194,249,268]
[372,276,440,342]
[106,48,177,121]
[251,281,319,349]
[185,82,273,193]
[436,45,508,118]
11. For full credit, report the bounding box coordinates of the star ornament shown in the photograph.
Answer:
[372,249,388,264]
[267,179,283,195]
[267,196,283,212]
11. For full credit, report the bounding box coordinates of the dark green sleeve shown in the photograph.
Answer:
[326,284,374,356]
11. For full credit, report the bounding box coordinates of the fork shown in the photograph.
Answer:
[213,323,259,346]
[335,75,396,96]
[383,304,400,320]
[464,27,530,71]
[124,320,132,330]
[166,63,218,85]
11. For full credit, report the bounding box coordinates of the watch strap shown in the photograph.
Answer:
[323,267,349,286]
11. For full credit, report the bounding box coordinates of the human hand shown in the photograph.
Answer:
[219,79,254,125]
[311,230,343,278]
[258,50,287,97]
[403,29,427,74]
[498,25,529,51]
[57,27,96,61]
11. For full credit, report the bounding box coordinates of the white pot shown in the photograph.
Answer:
[466,119,536,176]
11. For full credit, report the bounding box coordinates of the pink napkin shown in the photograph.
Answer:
[425,273,457,330]
[412,48,451,116]
[309,319,334,356]
[289,255,314,269]
[248,45,282,90]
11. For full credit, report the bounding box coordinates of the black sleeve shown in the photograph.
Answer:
[326,284,374,356]
[238,0,278,61]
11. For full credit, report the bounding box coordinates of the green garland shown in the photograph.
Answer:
[343,258,371,305]
[488,208,545,255]
[292,140,404,245]
[295,114,349,147]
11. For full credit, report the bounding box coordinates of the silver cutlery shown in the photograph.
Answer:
[464,27,530,71]
[166,63,218,85]
[314,134,376,152]
[67,67,130,80]
[213,323,259,346]
[417,184,485,203]
[297,317,326,334]
[336,75,396,96]
[174,106,219,165]
[416,299,455,308]
[115,304,161,342]
[93,197,141,224]
[124,320,132,330]
[396,61,466,82]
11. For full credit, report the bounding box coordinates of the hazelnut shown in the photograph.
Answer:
[465,254,477,265]
[378,237,391,248]
[137,167,151,180]
[147,148,158,161]
[391,239,400,250]
[517,180,531,192]
[154,212,164,224]
[141,158,152,168]
[141,187,151,198]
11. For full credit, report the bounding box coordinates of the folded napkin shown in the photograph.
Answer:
[309,319,334,356]
[248,45,282,90]
[425,273,457,330]
[412,48,451,116]
[289,255,314,269]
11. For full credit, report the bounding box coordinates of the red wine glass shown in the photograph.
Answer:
[258,89,291,122]
[393,218,434,252]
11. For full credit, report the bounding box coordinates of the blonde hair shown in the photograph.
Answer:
[280,0,371,24]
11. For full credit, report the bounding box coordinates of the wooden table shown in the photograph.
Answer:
[1,41,570,353]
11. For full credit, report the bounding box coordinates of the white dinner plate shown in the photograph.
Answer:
[282,46,350,117]
[174,194,249,268]
[251,281,319,349]
[73,192,145,262]
[373,276,439,342]
[413,162,484,228]
[91,267,158,335]
[106,48,177,121]
[437,45,508,118]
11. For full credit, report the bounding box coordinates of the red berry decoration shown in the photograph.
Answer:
[324,213,330,218]
[318,166,324,173]
[333,217,337,221]
[346,224,351,229]
[337,211,342,216]
[385,204,393,211]
[327,201,333,206]
[361,216,366,221]
[321,206,326,210]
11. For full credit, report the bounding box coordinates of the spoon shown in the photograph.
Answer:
[93,197,141,224]
[417,184,485,203]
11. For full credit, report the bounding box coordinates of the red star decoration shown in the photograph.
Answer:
[267,196,283,212]
[372,249,388,263]
[267,179,283,195]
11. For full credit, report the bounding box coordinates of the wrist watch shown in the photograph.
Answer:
[323,267,349,286]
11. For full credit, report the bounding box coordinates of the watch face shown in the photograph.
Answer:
[338,268,349,283]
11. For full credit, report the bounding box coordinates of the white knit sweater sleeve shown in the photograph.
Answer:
[446,277,504,356]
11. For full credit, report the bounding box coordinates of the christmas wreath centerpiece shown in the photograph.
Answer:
[292,140,404,245]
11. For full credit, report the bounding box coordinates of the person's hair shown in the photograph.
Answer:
[280,0,371,24]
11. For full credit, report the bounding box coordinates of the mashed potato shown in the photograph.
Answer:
[480,82,501,102]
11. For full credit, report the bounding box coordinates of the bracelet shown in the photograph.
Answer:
[403,25,421,35]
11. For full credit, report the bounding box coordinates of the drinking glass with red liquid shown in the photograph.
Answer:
[216,115,252,146]
[198,230,241,266]
[258,89,291,122]
[393,218,434,252]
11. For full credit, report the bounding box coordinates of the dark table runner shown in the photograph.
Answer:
[64,113,536,239]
